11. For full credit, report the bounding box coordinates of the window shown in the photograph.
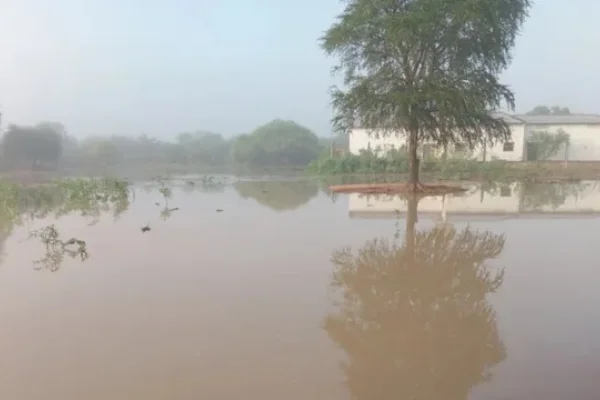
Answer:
[503,142,514,152]
[500,186,512,197]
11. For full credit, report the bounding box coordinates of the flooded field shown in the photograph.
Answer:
[1,177,600,399]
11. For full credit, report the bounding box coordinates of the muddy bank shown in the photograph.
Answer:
[329,182,467,195]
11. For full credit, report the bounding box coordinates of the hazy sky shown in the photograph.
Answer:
[0,0,598,138]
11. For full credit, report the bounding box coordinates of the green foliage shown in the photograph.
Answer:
[527,129,570,160]
[0,178,131,233]
[230,119,321,166]
[0,178,130,271]
[79,138,123,167]
[308,149,509,180]
[321,0,531,183]
[526,105,571,115]
[0,119,328,172]
[2,123,64,168]
[318,132,350,152]
[177,131,231,165]
[309,149,410,174]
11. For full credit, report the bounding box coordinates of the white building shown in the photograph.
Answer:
[349,113,600,161]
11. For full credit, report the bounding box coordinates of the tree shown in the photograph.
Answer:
[526,105,571,115]
[325,199,506,399]
[527,129,570,160]
[1,123,64,169]
[230,119,320,166]
[177,131,231,165]
[80,138,123,167]
[321,0,531,190]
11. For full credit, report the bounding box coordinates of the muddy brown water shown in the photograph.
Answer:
[1,178,600,399]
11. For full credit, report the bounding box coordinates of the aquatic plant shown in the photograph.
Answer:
[29,225,88,272]
[0,178,131,271]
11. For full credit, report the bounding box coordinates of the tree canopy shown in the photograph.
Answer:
[525,105,571,115]
[0,119,327,171]
[1,123,64,168]
[321,0,531,186]
[230,119,321,166]
[79,138,123,167]
[176,131,231,166]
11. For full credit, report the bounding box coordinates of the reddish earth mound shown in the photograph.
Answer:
[328,182,466,195]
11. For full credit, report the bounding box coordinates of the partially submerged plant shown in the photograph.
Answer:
[0,178,131,269]
[29,225,88,272]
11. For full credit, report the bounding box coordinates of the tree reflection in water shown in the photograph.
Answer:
[233,179,319,211]
[325,195,506,400]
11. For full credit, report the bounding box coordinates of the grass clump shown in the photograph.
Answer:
[308,149,600,181]
[307,149,508,180]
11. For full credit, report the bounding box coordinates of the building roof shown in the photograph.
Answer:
[491,112,524,124]
[513,114,600,125]
[351,112,600,129]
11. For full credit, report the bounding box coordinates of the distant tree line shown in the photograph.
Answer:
[525,105,572,116]
[0,116,346,172]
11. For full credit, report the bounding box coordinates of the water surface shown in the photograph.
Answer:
[1,178,599,399]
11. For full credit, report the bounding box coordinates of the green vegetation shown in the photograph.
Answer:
[309,146,600,181]
[0,178,130,229]
[0,114,326,174]
[309,150,511,180]
[527,129,570,160]
[2,123,63,169]
[0,178,131,271]
[321,0,531,189]
[525,105,571,115]
[230,120,320,167]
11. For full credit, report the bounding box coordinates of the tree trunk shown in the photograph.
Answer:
[482,138,487,162]
[408,127,419,190]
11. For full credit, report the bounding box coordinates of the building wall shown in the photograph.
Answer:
[524,124,600,161]
[349,129,405,156]
[350,124,526,161]
[349,122,600,162]
[474,124,526,161]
